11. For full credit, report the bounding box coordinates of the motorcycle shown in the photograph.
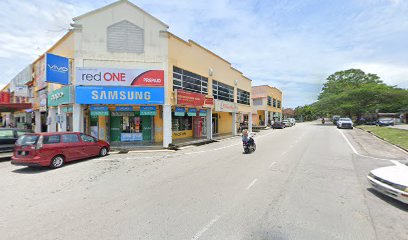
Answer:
[243,133,256,154]
[322,118,325,124]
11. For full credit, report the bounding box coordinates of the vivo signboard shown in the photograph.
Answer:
[76,68,164,87]
[45,53,70,85]
[75,86,164,105]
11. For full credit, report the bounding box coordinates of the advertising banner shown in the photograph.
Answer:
[174,107,185,116]
[0,92,10,103]
[203,97,214,108]
[10,65,32,96]
[47,86,72,107]
[176,89,205,107]
[76,68,164,87]
[34,57,47,91]
[90,106,109,116]
[140,106,157,116]
[187,108,197,116]
[75,86,164,105]
[121,133,143,142]
[214,99,237,113]
[38,89,47,112]
[199,109,207,117]
[116,106,133,112]
[45,53,70,85]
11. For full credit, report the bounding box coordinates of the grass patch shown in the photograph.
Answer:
[358,125,408,150]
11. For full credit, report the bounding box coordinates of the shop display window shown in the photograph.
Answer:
[172,114,192,131]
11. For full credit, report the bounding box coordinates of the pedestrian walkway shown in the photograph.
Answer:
[390,124,408,131]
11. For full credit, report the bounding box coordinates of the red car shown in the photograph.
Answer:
[11,132,110,168]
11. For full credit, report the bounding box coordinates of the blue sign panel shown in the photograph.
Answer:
[140,106,157,116]
[175,107,185,116]
[199,109,207,116]
[187,108,197,116]
[75,86,165,104]
[45,53,70,84]
[116,106,133,111]
[90,106,108,111]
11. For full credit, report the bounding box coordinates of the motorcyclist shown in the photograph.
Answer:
[322,117,325,124]
[242,129,254,146]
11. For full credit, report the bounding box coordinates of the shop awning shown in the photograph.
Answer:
[0,103,32,112]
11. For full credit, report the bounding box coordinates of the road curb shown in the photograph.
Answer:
[356,127,408,153]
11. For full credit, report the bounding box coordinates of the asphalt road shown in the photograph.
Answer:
[0,122,407,240]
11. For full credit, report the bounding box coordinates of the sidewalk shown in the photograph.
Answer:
[390,124,408,131]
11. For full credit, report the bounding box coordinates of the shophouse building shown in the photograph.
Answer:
[4,0,254,147]
[251,85,283,126]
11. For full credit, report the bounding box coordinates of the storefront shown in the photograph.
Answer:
[75,67,165,144]
[213,99,237,135]
[172,89,213,140]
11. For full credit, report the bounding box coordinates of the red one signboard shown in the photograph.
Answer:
[0,92,10,103]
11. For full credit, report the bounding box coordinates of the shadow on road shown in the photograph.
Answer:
[12,167,51,174]
[367,188,408,212]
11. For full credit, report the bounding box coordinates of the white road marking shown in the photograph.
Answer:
[191,215,221,240]
[269,162,276,168]
[337,129,405,164]
[246,178,258,190]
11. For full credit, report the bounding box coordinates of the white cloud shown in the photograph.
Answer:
[0,0,407,108]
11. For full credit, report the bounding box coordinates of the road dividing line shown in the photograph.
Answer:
[246,178,258,190]
[269,162,277,169]
[338,130,358,154]
[337,129,405,164]
[191,215,221,240]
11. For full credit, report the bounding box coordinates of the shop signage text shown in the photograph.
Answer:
[203,97,214,108]
[90,106,109,116]
[76,68,164,87]
[176,89,205,107]
[140,106,157,116]
[174,107,185,116]
[199,109,207,117]
[48,86,72,107]
[116,106,133,112]
[214,99,237,113]
[75,86,164,105]
[0,92,10,103]
[187,108,197,116]
[45,53,70,85]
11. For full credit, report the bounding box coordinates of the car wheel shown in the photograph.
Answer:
[50,155,65,169]
[99,147,108,157]
[253,143,256,151]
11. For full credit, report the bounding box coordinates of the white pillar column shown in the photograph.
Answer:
[57,106,67,132]
[73,103,84,132]
[232,112,237,135]
[163,104,172,147]
[47,107,57,132]
[248,112,253,133]
[206,108,212,140]
[264,110,269,127]
[34,111,41,133]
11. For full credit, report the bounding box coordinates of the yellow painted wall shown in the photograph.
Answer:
[168,33,252,114]
[251,85,283,114]
[217,112,232,134]
[172,130,193,139]
[154,112,163,142]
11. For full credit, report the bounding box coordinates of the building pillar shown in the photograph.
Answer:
[47,107,57,132]
[206,108,212,140]
[232,112,237,135]
[34,111,41,133]
[279,112,282,122]
[163,104,172,148]
[73,103,84,132]
[248,112,253,133]
[264,110,269,127]
[57,105,67,132]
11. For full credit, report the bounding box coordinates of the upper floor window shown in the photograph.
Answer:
[107,20,144,53]
[173,66,208,95]
[237,89,250,105]
[273,98,277,107]
[213,80,234,102]
[277,100,281,108]
[253,98,263,106]
[267,96,272,106]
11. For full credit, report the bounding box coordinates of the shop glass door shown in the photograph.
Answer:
[110,116,122,142]
[141,116,152,141]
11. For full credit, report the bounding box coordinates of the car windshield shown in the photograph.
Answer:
[16,135,39,146]
[339,118,351,121]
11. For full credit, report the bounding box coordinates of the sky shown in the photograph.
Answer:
[0,0,407,108]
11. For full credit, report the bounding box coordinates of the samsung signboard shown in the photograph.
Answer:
[45,53,70,85]
[75,86,164,105]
